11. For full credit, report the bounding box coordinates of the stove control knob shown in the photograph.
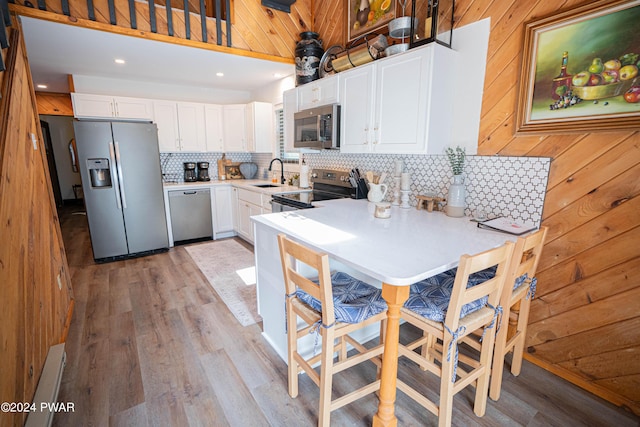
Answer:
[311,172,318,179]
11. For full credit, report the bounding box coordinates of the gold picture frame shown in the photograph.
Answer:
[346,0,397,43]
[515,0,640,134]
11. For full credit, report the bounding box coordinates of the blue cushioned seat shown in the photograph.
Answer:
[295,271,388,324]
[404,267,497,322]
[404,265,535,323]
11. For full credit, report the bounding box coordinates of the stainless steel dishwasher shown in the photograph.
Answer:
[168,189,213,243]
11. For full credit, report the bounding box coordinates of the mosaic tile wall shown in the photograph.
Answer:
[160,152,253,182]
[301,151,551,226]
[160,150,551,226]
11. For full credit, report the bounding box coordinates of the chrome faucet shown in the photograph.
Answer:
[268,158,286,184]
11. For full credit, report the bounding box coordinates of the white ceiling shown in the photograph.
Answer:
[20,16,295,94]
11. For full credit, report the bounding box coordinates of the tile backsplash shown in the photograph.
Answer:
[160,151,550,226]
[160,152,252,182]
[302,151,550,226]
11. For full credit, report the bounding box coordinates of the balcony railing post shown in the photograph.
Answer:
[128,0,136,28]
[199,0,206,42]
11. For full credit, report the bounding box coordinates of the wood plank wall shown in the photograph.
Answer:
[316,0,639,416]
[35,91,74,115]
[5,0,638,418]
[0,23,74,427]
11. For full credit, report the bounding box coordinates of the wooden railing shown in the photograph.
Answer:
[9,0,234,47]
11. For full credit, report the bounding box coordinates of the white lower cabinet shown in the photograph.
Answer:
[234,187,271,243]
[213,185,234,238]
[340,43,457,154]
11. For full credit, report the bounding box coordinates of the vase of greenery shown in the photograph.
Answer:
[445,146,466,217]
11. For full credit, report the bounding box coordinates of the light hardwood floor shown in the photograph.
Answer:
[53,205,639,427]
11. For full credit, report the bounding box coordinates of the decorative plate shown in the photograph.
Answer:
[239,162,258,179]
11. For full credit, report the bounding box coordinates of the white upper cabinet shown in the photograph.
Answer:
[340,43,458,154]
[71,93,153,121]
[204,104,224,152]
[153,100,206,152]
[297,74,339,110]
[153,101,180,152]
[222,104,247,152]
[245,101,274,153]
[283,88,297,152]
[223,102,273,153]
[339,65,376,152]
[176,102,207,152]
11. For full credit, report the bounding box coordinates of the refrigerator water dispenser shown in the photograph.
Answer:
[87,158,112,188]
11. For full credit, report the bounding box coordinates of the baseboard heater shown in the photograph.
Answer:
[25,343,66,427]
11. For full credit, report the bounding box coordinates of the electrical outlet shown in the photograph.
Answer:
[57,273,62,290]
[31,133,38,150]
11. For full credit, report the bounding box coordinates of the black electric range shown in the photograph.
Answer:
[271,169,358,211]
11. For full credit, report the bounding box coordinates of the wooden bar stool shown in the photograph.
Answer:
[397,241,515,427]
[277,234,388,427]
[489,227,547,400]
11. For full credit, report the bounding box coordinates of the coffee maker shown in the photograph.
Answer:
[197,162,210,181]
[184,162,197,182]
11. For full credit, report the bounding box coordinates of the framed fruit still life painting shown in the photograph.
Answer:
[347,0,397,43]
[515,0,640,134]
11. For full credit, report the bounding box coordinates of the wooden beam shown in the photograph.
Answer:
[67,74,75,92]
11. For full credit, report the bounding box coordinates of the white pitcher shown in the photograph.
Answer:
[367,183,388,203]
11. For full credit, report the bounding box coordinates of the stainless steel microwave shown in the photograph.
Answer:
[293,104,341,150]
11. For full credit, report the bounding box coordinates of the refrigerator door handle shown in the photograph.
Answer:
[108,142,122,210]
[114,141,128,209]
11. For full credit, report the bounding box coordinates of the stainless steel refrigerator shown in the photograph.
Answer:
[74,120,169,261]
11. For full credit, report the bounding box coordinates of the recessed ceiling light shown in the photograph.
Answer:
[37,84,48,89]
[114,58,125,64]
[216,72,224,77]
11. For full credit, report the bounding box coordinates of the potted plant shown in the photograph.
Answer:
[445,146,466,176]
[445,146,466,217]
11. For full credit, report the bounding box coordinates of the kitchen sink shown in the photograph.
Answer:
[252,184,280,188]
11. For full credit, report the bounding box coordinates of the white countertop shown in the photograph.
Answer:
[252,198,519,286]
[163,179,312,195]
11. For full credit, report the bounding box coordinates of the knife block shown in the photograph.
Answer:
[351,178,369,199]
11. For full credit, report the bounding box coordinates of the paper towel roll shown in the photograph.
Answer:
[299,163,310,188]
